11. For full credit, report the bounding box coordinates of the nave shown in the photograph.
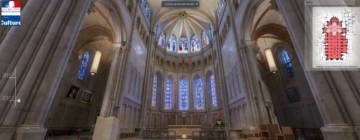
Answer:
[0,0,359,140]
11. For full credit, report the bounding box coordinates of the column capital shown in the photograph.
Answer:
[243,40,257,47]
[113,42,128,52]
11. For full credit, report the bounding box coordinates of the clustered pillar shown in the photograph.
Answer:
[0,0,91,139]
[275,0,360,139]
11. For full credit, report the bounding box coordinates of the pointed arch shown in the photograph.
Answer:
[193,74,205,110]
[279,49,294,78]
[77,51,91,80]
[179,76,189,111]
[151,72,162,107]
[164,75,174,110]
[207,72,218,107]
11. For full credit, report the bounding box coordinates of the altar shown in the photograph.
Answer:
[168,125,201,139]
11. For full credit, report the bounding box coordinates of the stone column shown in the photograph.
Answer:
[139,29,157,132]
[93,0,138,138]
[93,44,123,140]
[189,75,194,112]
[225,0,276,130]
[204,71,211,112]
[212,28,231,138]
[0,0,91,139]
[241,41,275,126]
[275,0,360,139]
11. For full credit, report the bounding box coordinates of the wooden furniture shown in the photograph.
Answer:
[142,129,176,139]
[193,129,226,140]
[168,125,201,139]
[281,127,295,140]
[259,124,281,140]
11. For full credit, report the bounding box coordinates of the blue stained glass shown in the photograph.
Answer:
[77,51,90,80]
[151,74,158,107]
[178,38,189,54]
[164,76,173,109]
[168,35,177,52]
[161,32,210,54]
[209,74,218,107]
[193,75,204,110]
[191,35,201,52]
[141,0,152,21]
[217,0,226,17]
[280,50,294,78]
[201,31,210,46]
[179,76,189,111]
[158,33,166,48]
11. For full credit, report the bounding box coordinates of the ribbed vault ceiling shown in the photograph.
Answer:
[149,0,219,39]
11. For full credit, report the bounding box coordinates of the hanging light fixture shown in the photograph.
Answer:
[90,51,102,75]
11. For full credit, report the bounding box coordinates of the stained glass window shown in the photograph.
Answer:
[161,34,210,54]
[141,0,152,21]
[201,31,210,47]
[151,73,160,107]
[158,33,166,48]
[168,35,177,52]
[208,73,218,107]
[193,75,205,110]
[178,37,189,54]
[217,0,226,17]
[77,51,90,80]
[164,76,173,110]
[179,76,189,111]
[280,50,294,78]
[191,35,201,52]
[286,87,300,103]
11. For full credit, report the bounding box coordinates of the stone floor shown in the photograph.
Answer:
[46,135,91,140]
[47,136,143,140]
[47,136,195,140]
[121,137,142,140]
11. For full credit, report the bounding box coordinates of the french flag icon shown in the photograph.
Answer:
[2,0,21,8]
[1,0,21,26]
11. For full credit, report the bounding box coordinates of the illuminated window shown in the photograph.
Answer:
[179,76,189,111]
[191,35,201,52]
[280,50,294,78]
[201,31,210,47]
[151,73,161,107]
[217,0,226,17]
[164,76,173,110]
[193,75,204,110]
[168,35,177,52]
[162,34,210,54]
[207,73,218,107]
[178,37,189,54]
[141,0,152,21]
[77,51,90,80]
[265,49,278,73]
[90,51,102,75]
[158,33,166,48]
